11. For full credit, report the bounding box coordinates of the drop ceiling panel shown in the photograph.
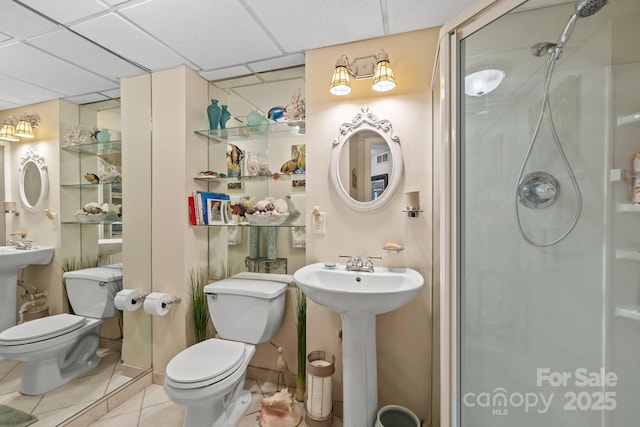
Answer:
[0,99,20,110]
[71,13,190,70]
[27,29,146,80]
[119,0,282,70]
[0,0,59,39]
[232,79,305,113]
[99,88,122,99]
[19,0,108,25]
[65,93,110,105]
[0,73,63,106]
[387,0,476,33]
[245,0,385,52]
[199,65,253,82]
[0,43,117,96]
[248,54,305,74]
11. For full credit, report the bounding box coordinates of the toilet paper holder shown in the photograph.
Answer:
[132,292,148,304]
[161,296,181,309]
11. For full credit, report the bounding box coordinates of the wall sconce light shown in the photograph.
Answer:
[0,114,40,141]
[329,49,396,96]
[0,117,19,142]
[14,113,40,139]
[4,201,18,216]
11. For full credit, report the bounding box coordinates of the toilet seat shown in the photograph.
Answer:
[166,339,246,390]
[0,314,87,346]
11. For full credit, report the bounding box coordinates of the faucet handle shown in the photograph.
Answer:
[339,255,353,266]
[365,256,382,269]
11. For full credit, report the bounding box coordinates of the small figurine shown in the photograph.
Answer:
[84,173,100,184]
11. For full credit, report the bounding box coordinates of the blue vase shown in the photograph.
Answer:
[220,105,231,129]
[207,99,222,131]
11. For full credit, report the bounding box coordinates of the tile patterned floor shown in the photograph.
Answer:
[88,379,343,427]
[0,348,129,427]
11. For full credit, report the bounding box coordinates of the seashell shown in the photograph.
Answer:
[273,199,288,214]
[255,200,270,211]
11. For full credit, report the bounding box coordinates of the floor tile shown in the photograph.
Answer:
[0,363,24,395]
[138,400,186,427]
[0,391,42,414]
[86,407,140,427]
[102,389,143,419]
[31,402,90,427]
[141,383,170,408]
[34,371,111,414]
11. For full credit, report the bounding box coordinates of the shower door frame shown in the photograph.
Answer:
[434,0,538,426]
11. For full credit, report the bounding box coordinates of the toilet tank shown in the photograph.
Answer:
[204,278,287,344]
[63,266,123,319]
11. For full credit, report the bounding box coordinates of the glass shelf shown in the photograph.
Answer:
[194,173,306,183]
[193,223,305,228]
[61,140,122,155]
[61,219,123,225]
[194,120,305,142]
[617,113,640,127]
[61,182,122,189]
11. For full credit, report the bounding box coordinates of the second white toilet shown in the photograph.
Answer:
[164,276,288,427]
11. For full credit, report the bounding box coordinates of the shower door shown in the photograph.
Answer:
[436,0,640,426]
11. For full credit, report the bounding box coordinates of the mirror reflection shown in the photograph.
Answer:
[339,130,392,202]
[23,162,41,206]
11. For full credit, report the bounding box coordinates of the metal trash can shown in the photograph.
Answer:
[375,405,420,427]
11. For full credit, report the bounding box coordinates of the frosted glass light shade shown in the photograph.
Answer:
[464,69,505,96]
[14,119,34,138]
[0,123,19,142]
[329,65,351,96]
[372,59,396,92]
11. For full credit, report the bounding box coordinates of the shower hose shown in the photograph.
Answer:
[514,53,583,247]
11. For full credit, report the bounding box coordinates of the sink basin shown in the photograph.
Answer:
[293,263,424,315]
[293,262,424,427]
[0,246,54,272]
[0,246,54,332]
[98,238,123,257]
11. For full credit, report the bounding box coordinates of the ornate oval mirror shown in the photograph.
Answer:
[19,148,48,213]
[330,107,403,211]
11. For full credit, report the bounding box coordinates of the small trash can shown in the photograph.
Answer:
[375,405,420,427]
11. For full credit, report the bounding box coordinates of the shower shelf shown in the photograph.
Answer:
[615,249,640,261]
[615,306,640,322]
[617,113,640,127]
[616,203,640,213]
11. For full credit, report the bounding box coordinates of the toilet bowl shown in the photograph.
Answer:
[0,265,122,395]
[164,275,288,427]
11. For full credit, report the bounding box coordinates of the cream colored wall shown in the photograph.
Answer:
[0,100,74,317]
[305,28,439,422]
[121,73,153,373]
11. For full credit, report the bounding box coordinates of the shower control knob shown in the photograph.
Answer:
[517,171,560,209]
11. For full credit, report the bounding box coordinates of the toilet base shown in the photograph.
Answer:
[184,389,251,427]
[19,325,102,395]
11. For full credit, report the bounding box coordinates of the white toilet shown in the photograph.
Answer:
[164,277,288,427]
[0,265,123,395]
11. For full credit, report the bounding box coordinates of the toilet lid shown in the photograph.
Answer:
[166,339,246,388]
[0,313,87,346]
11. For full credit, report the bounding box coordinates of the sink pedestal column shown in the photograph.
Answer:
[0,271,18,332]
[341,313,378,427]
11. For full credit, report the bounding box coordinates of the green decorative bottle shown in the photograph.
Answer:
[207,99,222,131]
[219,105,231,129]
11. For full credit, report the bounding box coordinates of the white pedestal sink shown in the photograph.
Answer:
[293,263,424,427]
[0,246,54,332]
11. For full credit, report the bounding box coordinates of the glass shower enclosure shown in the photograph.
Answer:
[434,0,640,425]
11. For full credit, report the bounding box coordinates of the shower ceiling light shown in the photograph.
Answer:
[464,69,505,97]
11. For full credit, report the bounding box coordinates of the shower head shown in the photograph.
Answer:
[556,0,607,50]
[576,0,607,18]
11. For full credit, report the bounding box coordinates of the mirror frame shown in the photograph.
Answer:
[330,106,403,211]
[19,148,49,213]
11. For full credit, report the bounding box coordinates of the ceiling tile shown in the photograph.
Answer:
[20,0,108,24]
[65,93,110,105]
[99,88,122,99]
[231,79,305,113]
[387,0,476,33]
[199,66,253,82]
[0,73,64,106]
[0,43,117,96]
[0,0,60,39]
[214,75,263,89]
[0,99,20,111]
[72,12,191,70]
[259,66,305,82]
[0,32,12,43]
[245,0,385,52]
[27,29,147,81]
[102,0,130,5]
[248,54,305,74]
[119,0,282,70]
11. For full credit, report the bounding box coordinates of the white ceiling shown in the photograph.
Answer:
[0,0,477,111]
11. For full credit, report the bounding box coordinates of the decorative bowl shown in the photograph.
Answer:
[246,212,289,226]
[74,213,106,224]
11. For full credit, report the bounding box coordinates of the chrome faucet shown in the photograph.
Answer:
[339,255,381,272]
[7,240,32,250]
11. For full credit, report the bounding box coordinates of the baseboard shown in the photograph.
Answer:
[99,337,122,351]
[121,363,148,379]
[61,370,152,427]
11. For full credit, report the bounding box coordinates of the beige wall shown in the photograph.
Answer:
[305,28,439,422]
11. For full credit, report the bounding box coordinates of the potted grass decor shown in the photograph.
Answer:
[295,287,307,401]
[189,268,209,343]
